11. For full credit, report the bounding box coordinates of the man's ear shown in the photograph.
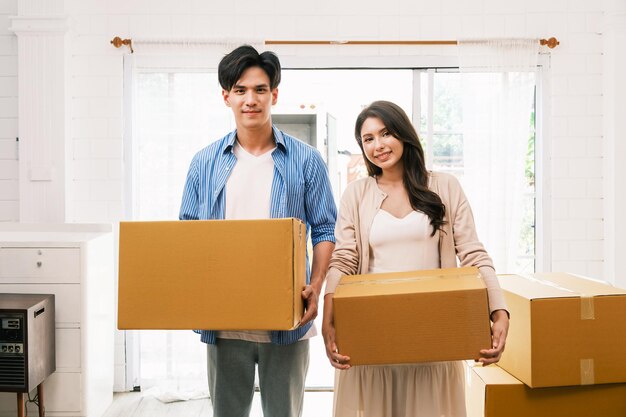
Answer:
[271,88,278,106]
[222,89,231,107]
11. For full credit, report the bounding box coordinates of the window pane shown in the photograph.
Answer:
[135,72,232,220]
[432,73,462,134]
[420,71,535,272]
[134,71,232,391]
[431,133,464,176]
[279,69,413,157]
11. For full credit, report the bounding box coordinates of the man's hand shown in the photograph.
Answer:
[301,241,334,327]
[299,285,319,326]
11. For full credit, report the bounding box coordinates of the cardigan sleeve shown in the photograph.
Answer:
[444,174,509,314]
[478,265,508,315]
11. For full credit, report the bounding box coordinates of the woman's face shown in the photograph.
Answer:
[360,116,404,173]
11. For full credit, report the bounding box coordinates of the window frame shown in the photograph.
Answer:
[121,53,551,392]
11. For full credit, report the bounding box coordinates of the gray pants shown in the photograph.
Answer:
[207,338,309,417]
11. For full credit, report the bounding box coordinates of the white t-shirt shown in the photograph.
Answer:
[224,142,275,220]
[218,141,316,342]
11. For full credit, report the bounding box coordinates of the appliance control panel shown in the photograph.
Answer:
[0,314,25,355]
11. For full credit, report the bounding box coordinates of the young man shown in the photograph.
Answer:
[179,45,337,417]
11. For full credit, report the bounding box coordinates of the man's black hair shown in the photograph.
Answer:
[218,45,281,91]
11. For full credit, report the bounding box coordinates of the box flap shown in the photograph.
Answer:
[532,272,626,297]
[335,266,484,298]
[498,273,626,301]
[471,364,523,385]
[498,274,574,300]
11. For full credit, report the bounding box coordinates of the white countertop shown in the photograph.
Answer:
[0,222,113,243]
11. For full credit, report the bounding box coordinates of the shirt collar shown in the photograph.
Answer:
[222,125,287,154]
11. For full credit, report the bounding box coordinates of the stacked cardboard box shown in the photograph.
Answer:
[466,362,626,417]
[117,218,306,330]
[467,273,626,416]
[333,266,492,365]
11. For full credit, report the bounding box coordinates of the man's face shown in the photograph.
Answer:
[222,66,278,131]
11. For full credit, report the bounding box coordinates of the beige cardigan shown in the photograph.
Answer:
[324,172,507,314]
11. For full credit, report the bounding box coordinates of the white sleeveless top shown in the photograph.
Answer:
[368,209,440,274]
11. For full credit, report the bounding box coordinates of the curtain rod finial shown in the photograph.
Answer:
[111,36,134,53]
[540,37,560,49]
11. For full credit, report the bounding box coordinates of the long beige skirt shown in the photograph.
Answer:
[333,361,466,417]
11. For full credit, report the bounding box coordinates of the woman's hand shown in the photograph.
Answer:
[322,294,351,369]
[478,309,509,365]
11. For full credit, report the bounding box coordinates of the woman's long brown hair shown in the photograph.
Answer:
[355,100,446,236]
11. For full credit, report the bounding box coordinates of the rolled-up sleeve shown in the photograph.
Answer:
[304,151,337,246]
[179,155,200,221]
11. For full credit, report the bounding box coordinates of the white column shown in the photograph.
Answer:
[9,0,69,222]
[603,0,626,286]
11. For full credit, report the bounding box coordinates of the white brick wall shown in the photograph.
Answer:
[0,0,17,221]
[69,25,124,222]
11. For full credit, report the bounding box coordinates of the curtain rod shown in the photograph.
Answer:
[110,36,560,53]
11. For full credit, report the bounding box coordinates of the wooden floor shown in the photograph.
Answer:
[101,391,334,417]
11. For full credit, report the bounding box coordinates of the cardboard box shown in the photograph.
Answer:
[118,218,306,330]
[497,273,626,387]
[466,363,626,417]
[333,266,492,365]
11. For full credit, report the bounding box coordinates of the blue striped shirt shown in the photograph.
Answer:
[180,125,337,345]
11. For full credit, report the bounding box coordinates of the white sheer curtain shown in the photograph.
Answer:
[127,37,265,221]
[129,37,264,70]
[458,39,539,274]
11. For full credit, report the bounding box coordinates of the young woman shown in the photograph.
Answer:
[322,100,509,417]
